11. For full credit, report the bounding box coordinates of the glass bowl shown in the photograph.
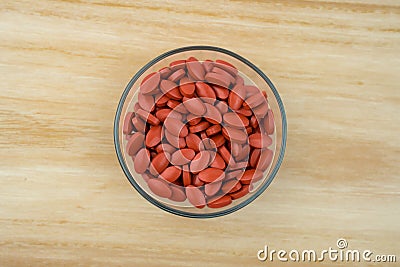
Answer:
[114,46,287,218]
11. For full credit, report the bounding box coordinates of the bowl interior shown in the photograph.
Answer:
[114,46,286,218]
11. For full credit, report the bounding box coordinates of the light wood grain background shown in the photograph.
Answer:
[1,1,399,266]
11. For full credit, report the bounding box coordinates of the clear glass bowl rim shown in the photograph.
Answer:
[113,45,287,218]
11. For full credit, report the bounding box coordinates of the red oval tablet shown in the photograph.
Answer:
[155,143,176,154]
[170,148,195,165]
[185,133,202,152]
[164,117,187,137]
[149,152,171,175]
[141,173,153,182]
[166,88,183,100]
[200,131,208,140]
[235,144,250,161]
[160,166,181,183]
[210,153,226,169]
[164,129,186,148]
[169,185,187,202]
[207,195,232,208]
[245,92,266,109]
[145,125,162,147]
[186,114,202,125]
[228,84,246,110]
[168,68,186,83]
[187,57,206,81]
[138,92,155,112]
[134,102,140,112]
[179,77,195,97]
[166,100,180,111]
[198,168,225,183]
[192,174,204,187]
[211,67,235,85]
[140,72,160,95]
[158,67,171,79]
[246,127,253,135]
[215,101,229,114]
[205,72,230,88]
[136,109,160,126]
[250,149,261,168]
[169,60,186,72]
[240,169,264,184]
[131,116,145,133]
[218,145,232,164]
[221,126,247,144]
[244,85,259,97]
[190,151,211,173]
[237,108,253,117]
[238,114,249,127]
[221,179,242,194]
[195,82,216,102]
[206,124,221,136]
[250,115,259,129]
[223,112,246,129]
[225,169,244,180]
[189,121,210,133]
[236,75,244,86]
[155,108,172,122]
[265,109,275,135]
[211,134,225,148]
[257,149,273,171]
[123,112,134,134]
[253,102,268,118]
[155,94,169,107]
[212,85,229,100]
[182,166,192,187]
[205,180,222,196]
[203,59,214,72]
[147,178,172,198]
[204,103,222,124]
[249,133,272,148]
[160,80,182,100]
[183,97,206,116]
[215,59,238,76]
[231,142,241,157]
[229,185,249,200]
[227,161,247,171]
[134,148,150,174]
[126,132,145,156]
[186,185,206,208]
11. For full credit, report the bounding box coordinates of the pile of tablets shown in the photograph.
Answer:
[123,57,274,209]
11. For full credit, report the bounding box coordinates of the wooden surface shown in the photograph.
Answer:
[1,1,399,266]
